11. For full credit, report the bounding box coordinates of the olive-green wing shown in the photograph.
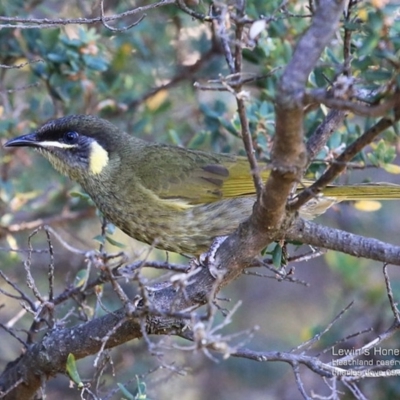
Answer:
[133,143,400,205]
[134,144,261,204]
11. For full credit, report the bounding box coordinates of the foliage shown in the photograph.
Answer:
[1,1,400,399]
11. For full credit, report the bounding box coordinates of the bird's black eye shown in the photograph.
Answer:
[63,131,79,145]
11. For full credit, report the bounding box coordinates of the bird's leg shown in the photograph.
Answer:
[196,236,228,279]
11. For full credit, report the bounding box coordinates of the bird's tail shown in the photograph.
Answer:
[320,183,400,201]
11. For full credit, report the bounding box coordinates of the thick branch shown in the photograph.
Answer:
[306,109,347,161]
[0,307,187,399]
[4,211,400,399]
[253,0,345,234]
[209,0,346,278]
[287,219,400,266]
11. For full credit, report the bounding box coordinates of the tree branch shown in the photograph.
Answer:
[306,109,347,161]
[287,219,400,266]
[305,89,398,117]
[0,307,186,400]
[0,209,95,240]
[258,0,345,226]
[0,0,175,29]
[291,106,400,211]
[200,0,346,280]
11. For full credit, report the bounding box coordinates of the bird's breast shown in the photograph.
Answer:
[79,173,255,254]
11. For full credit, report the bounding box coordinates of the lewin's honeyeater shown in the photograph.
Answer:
[5,115,400,254]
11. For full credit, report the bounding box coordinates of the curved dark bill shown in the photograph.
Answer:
[4,133,39,148]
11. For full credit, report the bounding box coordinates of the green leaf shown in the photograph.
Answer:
[258,101,272,118]
[269,20,286,38]
[367,139,396,166]
[69,191,94,206]
[328,131,343,150]
[105,235,126,248]
[242,48,262,64]
[367,153,379,166]
[74,269,90,288]
[358,33,380,57]
[218,117,239,136]
[167,129,182,146]
[82,54,109,71]
[287,240,304,247]
[282,40,292,62]
[325,48,340,64]
[117,383,135,400]
[364,69,392,82]
[352,55,374,71]
[65,49,80,62]
[69,191,90,200]
[313,67,327,87]
[60,35,83,48]
[187,132,208,149]
[106,223,116,235]
[66,354,84,388]
[93,234,106,244]
[382,163,400,174]
[368,11,384,32]
[117,376,148,400]
[47,52,68,63]
[135,376,147,399]
[343,21,361,31]
[272,244,283,268]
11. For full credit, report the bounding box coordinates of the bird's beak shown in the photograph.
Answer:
[4,133,40,149]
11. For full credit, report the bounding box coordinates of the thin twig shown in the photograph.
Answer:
[100,0,146,32]
[128,45,220,110]
[44,228,55,303]
[383,264,400,324]
[0,59,43,69]
[194,68,282,91]
[214,4,235,74]
[25,229,46,304]
[342,381,368,400]
[0,208,95,238]
[292,302,354,353]
[0,324,28,348]
[0,0,175,29]
[292,363,312,400]
[305,89,397,117]
[176,0,213,21]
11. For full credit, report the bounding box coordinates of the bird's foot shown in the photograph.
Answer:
[198,236,228,279]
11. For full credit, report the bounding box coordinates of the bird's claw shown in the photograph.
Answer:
[197,235,228,279]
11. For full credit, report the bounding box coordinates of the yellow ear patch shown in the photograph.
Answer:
[89,141,109,175]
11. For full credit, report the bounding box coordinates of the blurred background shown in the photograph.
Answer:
[1,0,400,398]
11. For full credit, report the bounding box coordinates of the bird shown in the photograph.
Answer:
[4,115,400,255]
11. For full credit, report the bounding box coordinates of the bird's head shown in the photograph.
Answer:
[4,115,123,181]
